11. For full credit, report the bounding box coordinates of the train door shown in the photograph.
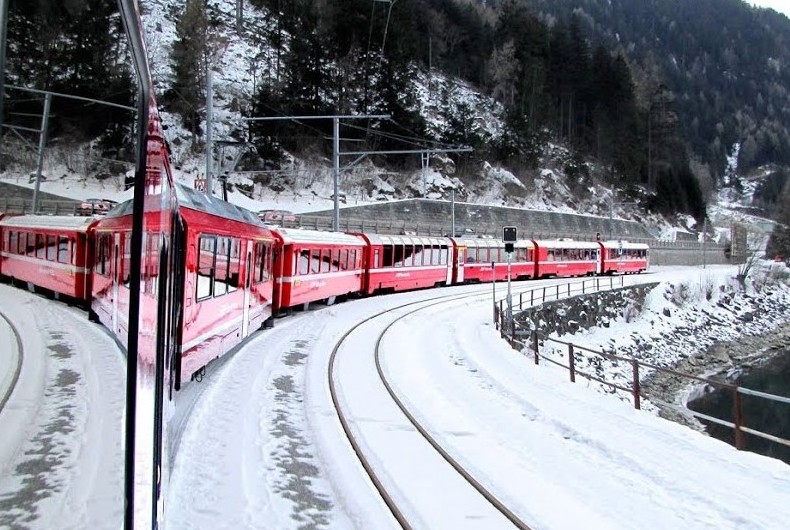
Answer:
[241,241,252,338]
[445,242,453,285]
[595,247,602,275]
[454,244,465,283]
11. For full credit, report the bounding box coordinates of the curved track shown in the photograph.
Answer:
[328,286,535,529]
[0,309,23,414]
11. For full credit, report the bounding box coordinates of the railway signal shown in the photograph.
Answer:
[502,226,516,329]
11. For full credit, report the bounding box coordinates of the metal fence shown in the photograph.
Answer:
[493,281,790,454]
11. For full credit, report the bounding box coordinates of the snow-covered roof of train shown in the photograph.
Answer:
[457,237,534,248]
[600,240,650,249]
[533,239,601,249]
[362,233,451,246]
[106,184,264,226]
[272,227,366,246]
[0,215,97,231]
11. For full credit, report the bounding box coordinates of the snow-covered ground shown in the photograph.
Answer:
[1,267,789,529]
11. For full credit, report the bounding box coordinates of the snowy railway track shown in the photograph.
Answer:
[328,287,534,529]
[0,308,23,414]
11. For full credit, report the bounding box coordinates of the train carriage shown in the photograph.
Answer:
[271,228,367,312]
[599,240,650,274]
[356,233,457,294]
[458,237,535,282]
[91,184,276,386]
[533,239,601,278]
[0,215,99,302]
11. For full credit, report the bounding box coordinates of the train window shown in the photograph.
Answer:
[34,234,44,259]
[120,232,132,287]
[309,249,319,274]
[215,246,229,297]
[57,237,69,264]
[382,245,393,267]
[321,249,330,273]
[228,237,240,292]
[197,235,216,300]
[411,245,420,266]
[394,244,405,267]
[23,232,30,254]
[7,231,16,253]
[96,234,111,277]
[142,232,158,296]
[253,243,263,283]
[297,249,308,275]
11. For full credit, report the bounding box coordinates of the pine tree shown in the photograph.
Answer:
[167,0,210,142]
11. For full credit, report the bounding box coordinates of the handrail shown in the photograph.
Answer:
[493,280,790,455]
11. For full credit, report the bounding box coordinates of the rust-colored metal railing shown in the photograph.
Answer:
[494,284,790,453]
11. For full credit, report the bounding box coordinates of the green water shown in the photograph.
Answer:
[687,350,790,465]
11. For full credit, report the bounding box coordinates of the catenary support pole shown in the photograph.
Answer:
[0,0,8,167]
[32,93,52,213]
[206,66,213,195]
[333,117,340,231]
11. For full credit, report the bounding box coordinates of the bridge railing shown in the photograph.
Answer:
[493,282,790,454]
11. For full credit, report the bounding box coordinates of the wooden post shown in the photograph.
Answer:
[532,330,539,364]
[568,344,575,382]
[632,359,641,410]
[734,390,745,450]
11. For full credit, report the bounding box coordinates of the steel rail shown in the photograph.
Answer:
[328,284,536,529]
[0,308,23,414]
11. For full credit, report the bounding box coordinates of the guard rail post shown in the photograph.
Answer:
[531,330,539,365]
[734,390,745,450]
[632,359,641,410]
[568,344,575,383]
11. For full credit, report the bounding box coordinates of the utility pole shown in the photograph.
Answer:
[333,117,340,230]
[206,66,213,196]
[31,93,52,213]
[421,151,429,196]
[0,0,9,168]
[243,114,470,231]
[451,188,456,237]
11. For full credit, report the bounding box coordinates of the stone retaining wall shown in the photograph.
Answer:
[513,283,660,336]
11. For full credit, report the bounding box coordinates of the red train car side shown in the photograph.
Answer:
[459,237,536,282]
[533,239,601,278]
[356,233,456,294]
[271,228,366,312]
[0,215,99,302]
[91,185,276,386]
[598,240,649,274]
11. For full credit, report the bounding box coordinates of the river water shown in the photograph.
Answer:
[687,349,790,465]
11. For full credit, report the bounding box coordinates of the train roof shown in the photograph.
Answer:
[0,214,97,232]
[272,227,366,246]
[455,237,534,248]
[600,240,650,249]
[107,183,264,226]
[533,238,600,249]
[358,233,451,246]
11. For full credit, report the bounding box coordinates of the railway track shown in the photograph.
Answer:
[0,309,23,415]
[328,285,539,529]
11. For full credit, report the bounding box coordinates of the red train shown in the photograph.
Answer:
[0,205,649,387]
